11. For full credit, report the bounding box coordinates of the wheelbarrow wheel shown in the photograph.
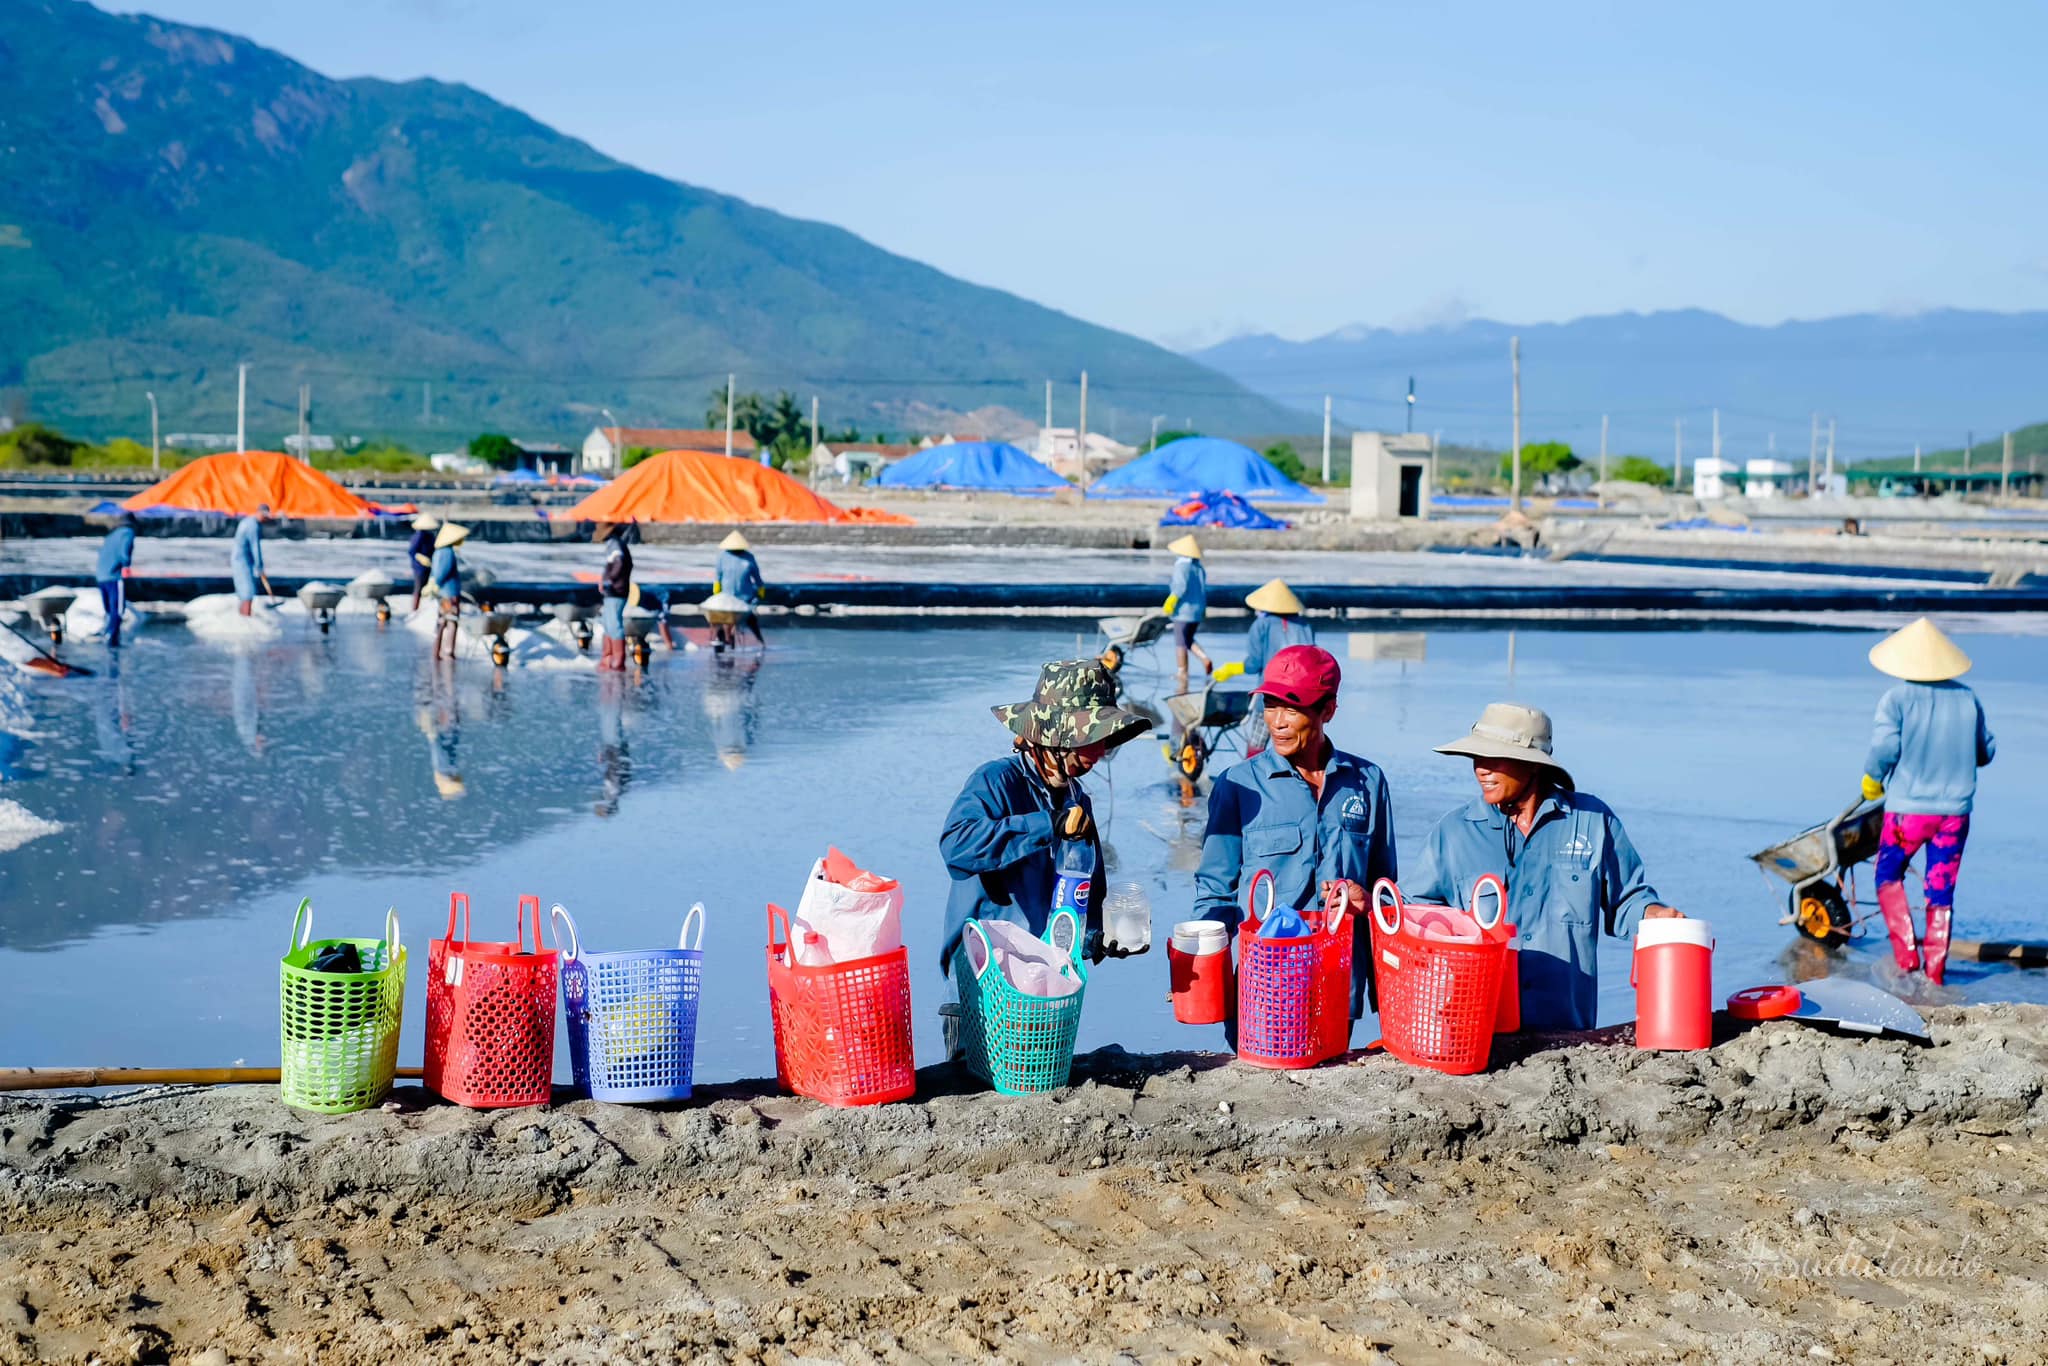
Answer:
[1793,885,1852,944]
[1100,644,1125,673]
[1177,733,1208,782]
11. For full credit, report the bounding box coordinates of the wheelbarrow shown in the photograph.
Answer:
[619,607,662,667]
[463,606,518,667]
[296,582,346,635]
[551,601,598,652]
[1163,681,1257,785]
[1749,796,1889,944]
[23,588,76,645]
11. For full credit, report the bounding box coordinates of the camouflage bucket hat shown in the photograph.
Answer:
[993,659,1155,750]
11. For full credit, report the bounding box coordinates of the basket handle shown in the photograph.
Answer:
[445,891,471,944]
[962,919,994,980]
[517,894,544,954]
[383,908,401,966]
[767,903,790,958]
[680,902,705,951]
[1246,868,1276,924]
[1047,908,1081,962]
[1468,873,1507,931]
[1323,881,1347,939]
[1371,878,1402,936]
[288,897,314,953]
[551,903,581,963]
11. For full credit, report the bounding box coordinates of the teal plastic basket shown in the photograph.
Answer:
[951,910,1089,1095]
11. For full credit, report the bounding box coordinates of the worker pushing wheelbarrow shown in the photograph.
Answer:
[1095,610,1172,698]
[1163,677,1257,787]
[1749,796,1892,944]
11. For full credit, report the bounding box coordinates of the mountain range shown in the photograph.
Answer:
[1194,309,2048,464]
[0,0,1301,448]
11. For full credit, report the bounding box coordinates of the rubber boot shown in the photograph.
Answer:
[602,637,626,672]
[1875,880,1921,973]
[1922,902,1953,984]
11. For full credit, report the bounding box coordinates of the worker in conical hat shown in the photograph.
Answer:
[1161,534,1210,683]
[712,529,766,651]
[1860,618,1996,984]
[428,522,469,661]
[407,514,441,610]
[1212,578,1316,756]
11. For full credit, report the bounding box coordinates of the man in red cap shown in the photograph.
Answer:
[1194,643,1397,1023]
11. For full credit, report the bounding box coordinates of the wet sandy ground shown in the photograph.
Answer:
[5,1006,2047,1364]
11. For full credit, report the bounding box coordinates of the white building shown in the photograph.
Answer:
[282,434,337,457]
[1348,432,1433,521]
[581,426,757,473]
[431,451,488,474]
[1744,458,1796,499]
[1692,456,1740,500]
[1036,428,1136,479]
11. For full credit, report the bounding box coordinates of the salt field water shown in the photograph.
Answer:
[1,617,2042,1081]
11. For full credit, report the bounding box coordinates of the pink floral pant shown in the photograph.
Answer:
[1873,811,1970,983]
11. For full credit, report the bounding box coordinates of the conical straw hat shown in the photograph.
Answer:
[720,530,752,552]
[434,522,470,549]
[1167,534,1201,559]
[1868,617,1971,682]
[1245,578,1303,615]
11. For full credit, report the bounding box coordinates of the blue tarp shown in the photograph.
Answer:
[874,441,1067,491]
[1089,436,1323,503]
[492,468,605,487]
[1159,490,1290,531]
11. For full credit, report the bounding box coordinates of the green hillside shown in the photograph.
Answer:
[1854,422,2048,474]
[0,1,1303,448]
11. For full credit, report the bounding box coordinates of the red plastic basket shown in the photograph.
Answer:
[766,904,916,1107]
[1371,877,1507,1075]
[1235,874,1354,1070]
[425,892,559,1107]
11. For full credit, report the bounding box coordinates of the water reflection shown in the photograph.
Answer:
[594,671,631,817]
[418,661,465,800]
[703,653,761,771]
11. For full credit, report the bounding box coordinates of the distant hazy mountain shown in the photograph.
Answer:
[1194,310,2048,463]
[0,0,1302,447]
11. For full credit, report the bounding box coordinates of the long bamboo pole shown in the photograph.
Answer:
[0,1066,424,1093]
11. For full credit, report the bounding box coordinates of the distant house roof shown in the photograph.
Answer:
[600,426,759,455]
[920,433,986,448]
[819,442,918,461]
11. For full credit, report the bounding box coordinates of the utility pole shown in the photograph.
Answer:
[724,373,735,458]
[1825,419,1836,487]
[1597,413,1609,510]
[297,383,310,461]
[2002,430,2013,498]
[145,390,160,471]
[1045,380,1053,432]
[1077,370,1090,491]
[1509,336,1522,512]
[1808,413,1819,495]
[809,395,818,451]
[236,362,248,453]
[1321,394,1332,484]
[1405,376,1416,434]
[1674,419,1684,491]
[1711,408,1721,467]
[1914,443,1922,473]
[1149,413,1163,453]
[1964,430,1972,477]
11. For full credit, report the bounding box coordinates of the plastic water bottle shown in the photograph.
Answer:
[1052,833,1093,922]
[1102,882,1153,955]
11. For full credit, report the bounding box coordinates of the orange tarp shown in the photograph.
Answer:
[124,450,410,519]
[564,450,912,526]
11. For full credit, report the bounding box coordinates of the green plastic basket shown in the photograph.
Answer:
[280,898,407,1114]
[951,909,1090,1095]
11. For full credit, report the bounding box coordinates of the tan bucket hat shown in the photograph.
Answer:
[1434,702,1574,790]
[1868,617,1971,682]
[412,514,441,531]
[1167,534,1202,560]
[433,522,470,550]
[720,530,752,552]
[1245,578,1303,615]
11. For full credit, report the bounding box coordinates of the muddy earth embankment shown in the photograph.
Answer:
[5,1007,2048,1364]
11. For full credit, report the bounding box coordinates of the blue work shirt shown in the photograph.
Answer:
[1168,557,1207,624]
[939,754,1102,972]
[1406,788,1660,1032]
[429,545,461,597]
[1195,744,1398,1016]
[1244,613,1315,678]
[407,529,436,582]
[231,516,264,578]
[716,549,763,605]
[96,525,136,581]
[1863,680,1995,816]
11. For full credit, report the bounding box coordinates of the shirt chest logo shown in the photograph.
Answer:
[1559,833,1594,859]
[1341,795,1367,822]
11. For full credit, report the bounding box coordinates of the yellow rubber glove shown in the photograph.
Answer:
[414,552,431,567]
[1214,661,1245,682]
[627,583,641,608]
[1162,595,1178,616]
[1861,774,1886,802]
[711,579,722,595]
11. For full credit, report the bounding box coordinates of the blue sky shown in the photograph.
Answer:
[118,1,2048,348]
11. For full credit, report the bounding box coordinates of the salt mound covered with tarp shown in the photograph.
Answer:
[875,441,1066,492]
[565,450,912,525]
[123,451,414,519]
[1090,436,1322,503]
[1160,489,1290,530]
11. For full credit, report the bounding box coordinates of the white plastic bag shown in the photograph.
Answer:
[966,918,1084,999]
[791,846,903,966]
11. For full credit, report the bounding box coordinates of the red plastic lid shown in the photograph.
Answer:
[1727,984,1802,1020]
